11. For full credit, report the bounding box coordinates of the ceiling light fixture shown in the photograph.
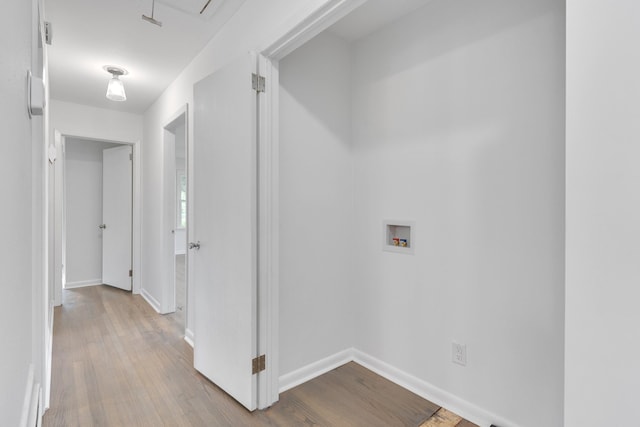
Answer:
[104,66,128,102]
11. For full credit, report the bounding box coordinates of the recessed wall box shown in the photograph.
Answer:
[383,220,414,254]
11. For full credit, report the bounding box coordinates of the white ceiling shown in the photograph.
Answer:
[328,0,433,42]
[45,0,246,114]
[45,0,431,115]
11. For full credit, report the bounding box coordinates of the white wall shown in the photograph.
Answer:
[0,0,38,424]
[279,32,354,375]
[64,139,119,287]
[141,0,334,337]
[50,99,143,143]
[565,1,640,425]
[349,1,565,426]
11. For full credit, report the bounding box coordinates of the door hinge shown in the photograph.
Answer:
[252,354,266,375]
[129,269,133,277]
[252,73,265,93]
[44,21,53,45]
[129,153,133,161]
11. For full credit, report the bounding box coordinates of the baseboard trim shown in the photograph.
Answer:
[20,364,41,427]
[277,348,518,427]
[44,302,54,411]
[278,348,354,393]
[353,349,520,427]
[184,329,195,348]
[64,279,101,289]
[140,289,161,313]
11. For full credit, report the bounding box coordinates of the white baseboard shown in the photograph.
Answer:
[44,302,54,411]
[20,364,41,427]
[352,349,520,427]
[184,329,195,348]
[64,279,101,289]
[277,348,519,427]
[140,288,161,313]
[278,348,354,393]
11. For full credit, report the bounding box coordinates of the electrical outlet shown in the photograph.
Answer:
[452,342,467,366]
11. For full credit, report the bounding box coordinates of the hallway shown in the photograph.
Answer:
[43,286,473,426]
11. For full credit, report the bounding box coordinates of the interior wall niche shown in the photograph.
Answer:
[383,220,414,254]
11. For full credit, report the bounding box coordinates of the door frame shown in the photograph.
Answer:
[53,130,142,304]
[256,0,367,408]
[160,105,189,322]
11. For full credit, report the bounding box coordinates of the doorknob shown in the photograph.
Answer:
[99,224,107,229]
[188,241,200,250]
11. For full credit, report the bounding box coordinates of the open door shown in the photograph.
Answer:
[102,145,132,291]
[192,53,258,410]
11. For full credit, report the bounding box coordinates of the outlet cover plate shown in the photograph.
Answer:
[452,342,467,366]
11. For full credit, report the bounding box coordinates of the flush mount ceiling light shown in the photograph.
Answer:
[103,66,128,102]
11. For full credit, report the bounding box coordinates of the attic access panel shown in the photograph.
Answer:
[156,0,225,20]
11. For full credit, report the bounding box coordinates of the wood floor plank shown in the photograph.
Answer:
[44,285,458,427]
[420,408,462,427]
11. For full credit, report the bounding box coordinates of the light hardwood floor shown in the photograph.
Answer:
[168,254,186,330]
[43,285,477,426]
[420,408,478,427]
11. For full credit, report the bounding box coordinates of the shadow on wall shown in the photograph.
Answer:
[359,0,561,83]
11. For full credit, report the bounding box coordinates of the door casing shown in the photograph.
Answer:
[254,0,369,408]
[53,131,142,305]
[161,105,189,322]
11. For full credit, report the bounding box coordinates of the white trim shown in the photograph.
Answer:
[53,130,64,307]
[44,300,54,411]
[64,279,102,289]
[277,348,516,427]
[183,107,191,337]
[184,328,195,348]
[32,3,49,422]
[19,365,34,427]
[131,139,142,295]
[256,54,279,409]
[261,0,367,60]
[258,0,368,409]
[278,348,354,393]
[141,288,162,313]
[161,128,177,314]
[53,132,142,299]
[19,364,40,427]
[161,105,188,316]
[352,349,519,427]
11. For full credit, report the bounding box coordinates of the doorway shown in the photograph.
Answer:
[162,106,189,334]
[53,131,141,304]
[62,138,132,291]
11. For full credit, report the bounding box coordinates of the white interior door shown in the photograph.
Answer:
[192,53,258,410]
[102,145,132,291]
